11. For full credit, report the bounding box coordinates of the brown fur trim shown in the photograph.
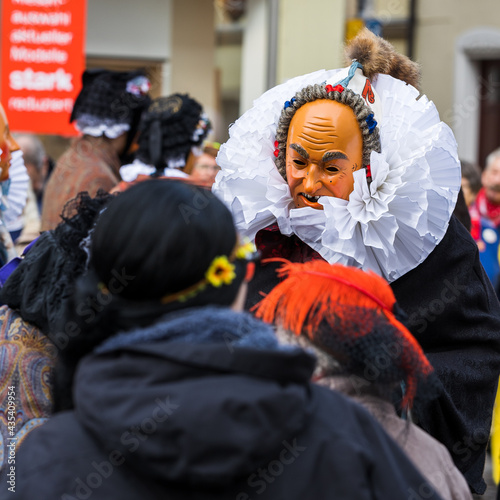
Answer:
[345,28,421,91]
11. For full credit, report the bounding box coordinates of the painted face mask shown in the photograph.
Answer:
[0,104,20,183]
[286,99,363,210]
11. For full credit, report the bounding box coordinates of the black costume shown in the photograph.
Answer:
[247,216,500,494]
[213,29,500,492]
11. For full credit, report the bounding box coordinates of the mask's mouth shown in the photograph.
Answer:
[298,192,323,210]
[300,192,319,203]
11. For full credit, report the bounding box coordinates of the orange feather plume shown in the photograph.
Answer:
[254,259,433,409]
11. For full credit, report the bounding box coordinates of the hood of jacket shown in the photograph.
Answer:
[73,307,316,486]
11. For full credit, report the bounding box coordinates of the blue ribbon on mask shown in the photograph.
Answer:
[365,113,377,134]
[335,61,364,89]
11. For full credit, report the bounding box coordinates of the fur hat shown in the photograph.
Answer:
[345,28,421,90]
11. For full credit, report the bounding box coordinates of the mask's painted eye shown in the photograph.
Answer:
[325,166,340,173]
[293,159,307,167]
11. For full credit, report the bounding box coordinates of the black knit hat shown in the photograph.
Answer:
[136,94,211,172]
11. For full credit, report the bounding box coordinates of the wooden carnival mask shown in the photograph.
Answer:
[286,99,363,210]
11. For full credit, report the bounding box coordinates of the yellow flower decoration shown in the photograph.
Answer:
[205,256,236,287]
[235,239,256,260]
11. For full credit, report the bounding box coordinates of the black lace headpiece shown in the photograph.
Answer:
[0,192,112,340]
[71,69,151,154]
[136,94,211,172]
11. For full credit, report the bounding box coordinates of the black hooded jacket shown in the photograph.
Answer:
[3,308,442,500]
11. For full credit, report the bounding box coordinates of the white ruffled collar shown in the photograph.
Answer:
[213,70,461,282]
[2,149,29,232]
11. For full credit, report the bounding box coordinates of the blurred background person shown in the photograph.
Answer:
[41,69,151,231]
[470,148,500,291]
[7,133,51,251]
[189,141,221,187]
[13,134,50,214]
[461,159,482,208]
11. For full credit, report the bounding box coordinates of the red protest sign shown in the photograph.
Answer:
[0,0,87,136]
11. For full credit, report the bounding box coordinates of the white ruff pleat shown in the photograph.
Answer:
[3,150,29,232]
[213,71,460,282]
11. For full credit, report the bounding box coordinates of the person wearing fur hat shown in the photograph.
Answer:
[213,28,500,494]
[41,69,151,231]
[255,260,472,500]
[4,179,443,499]
[0,192,111,470]
[119,93,212,185]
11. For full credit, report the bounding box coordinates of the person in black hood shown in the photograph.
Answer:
[3,179,443,500]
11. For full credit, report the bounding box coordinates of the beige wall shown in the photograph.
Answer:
[375,0,409,21]
[89,0,217,127]
[277,0,346,84]
[217,45,243,99]
[6,1,217,159]
[240,0,269,113]
[416,0,500,123]
[170,0,217,128]
[86,0,171,60]
[416,0,456,120]
[235,0,346,115]
[412,0,500,162]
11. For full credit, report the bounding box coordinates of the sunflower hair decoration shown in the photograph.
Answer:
[161,238,257,305]
[206,256,236,287]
